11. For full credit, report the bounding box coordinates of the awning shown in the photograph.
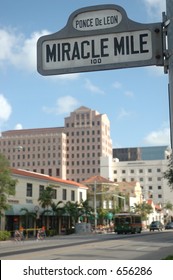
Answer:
[5,204,43,216]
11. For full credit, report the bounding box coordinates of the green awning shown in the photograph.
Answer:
[5,204,42,216]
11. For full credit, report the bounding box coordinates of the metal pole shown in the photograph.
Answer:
[94,181,97,230]
[166,0,173,148]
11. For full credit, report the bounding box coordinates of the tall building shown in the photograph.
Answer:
[0,106,112,182]
[112,145,170,161]
[64,106,112,182]
[101,146,173,208]
[0,127,67,179]
[112,147,141,161]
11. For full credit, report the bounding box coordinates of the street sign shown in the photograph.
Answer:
[37,4,163,76]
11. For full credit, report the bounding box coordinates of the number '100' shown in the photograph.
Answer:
[91,58,102,64]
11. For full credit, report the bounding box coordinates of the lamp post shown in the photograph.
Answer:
[166,0,173,148]
[93,181,97,230]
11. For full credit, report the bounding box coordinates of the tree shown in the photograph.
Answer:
[132,202,153,221]
[164,201,173,223]
[63,201,80,226]
[163,155,173,190]
[0,153,17,217]
[20,208,37,229]
[38,186,54,228]
[51,201,64,231]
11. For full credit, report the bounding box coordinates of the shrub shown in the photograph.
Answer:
[0,231,11,241]
[162,255,173,260]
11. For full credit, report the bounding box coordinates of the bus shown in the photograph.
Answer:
[114,213,142,234]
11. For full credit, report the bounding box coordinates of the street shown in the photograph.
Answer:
[0,230,173,260]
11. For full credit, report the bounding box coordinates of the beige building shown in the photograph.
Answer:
[0,168,87,233]
[64,106,112,182]
[100,153,173,217]
[0,106,112,182]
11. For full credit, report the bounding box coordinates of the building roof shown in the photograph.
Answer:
[2,127,64,136]
[11,168,88,189]
[82,175,116,185]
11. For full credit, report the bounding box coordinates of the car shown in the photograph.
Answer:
[165,222,173,230]
[149,221,164,231]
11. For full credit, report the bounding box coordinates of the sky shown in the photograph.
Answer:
[0,0,170,148]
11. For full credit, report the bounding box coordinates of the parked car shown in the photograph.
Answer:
[165,222,173,230]
[149,221,164,231]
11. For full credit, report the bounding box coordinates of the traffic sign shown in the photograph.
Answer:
[37,4,163,76]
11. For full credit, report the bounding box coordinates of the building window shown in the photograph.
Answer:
[79,191,83,202]
[62,189,67,200]
[130,170,134,173]
[109,200,113,209]
[26,183,32,197]
[48,169,52,176]
[71,190,75,201]
[56,168,60,176]
[103,200,107,209]
[157,177,162,181]
[139,169,143,173]
[158,186,162,190]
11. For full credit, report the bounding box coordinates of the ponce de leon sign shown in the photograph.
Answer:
[37,4,163,76]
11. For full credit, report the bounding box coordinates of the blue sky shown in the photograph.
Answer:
[0,0,170,148]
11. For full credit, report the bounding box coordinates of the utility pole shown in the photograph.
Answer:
[166,0,173,149]
[94,181,97,230]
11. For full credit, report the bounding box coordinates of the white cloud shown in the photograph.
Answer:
[124,91,134,98]
[144,126,170,145]
[0,28,82,83]
[112,81,122,89]
[43,95,80,115]
[85,78,104,94]
[0,28,50,72]
[143,0,166,18]
[0,94,12,123]
[117,108,132,120]
[14,123,23,130]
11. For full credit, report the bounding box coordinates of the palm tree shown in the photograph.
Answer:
[132,202,153,221]
[80,200,93,222]
[164,155,173,190]
[51,201,63,233]
[20,207,37,228]
[20,208,37,238]
[64,201,81,225]
[164,201,173,223]
[38,186,54,229]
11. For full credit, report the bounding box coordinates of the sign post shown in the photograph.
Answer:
[166,0,173,148]
[37,4,163,76]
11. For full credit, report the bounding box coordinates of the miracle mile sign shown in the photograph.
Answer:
[37,4,163,75]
